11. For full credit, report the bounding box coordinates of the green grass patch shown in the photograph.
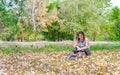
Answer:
[0,44,120,55]
[39,44,73,52]
[90,44,120,51]
[0,45,39,55]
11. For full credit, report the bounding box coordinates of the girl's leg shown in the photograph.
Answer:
[77,54,82,59]
[77,52,86,59]
[82,53,86,58]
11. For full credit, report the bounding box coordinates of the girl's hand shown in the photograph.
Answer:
[76,46,79,49]
[78,48,82,51]
[76,46,82,51]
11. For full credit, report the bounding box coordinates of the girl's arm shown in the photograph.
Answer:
[73,41,78,47]
[77,39,89,50]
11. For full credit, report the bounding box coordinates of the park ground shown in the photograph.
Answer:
[0,41,120,75]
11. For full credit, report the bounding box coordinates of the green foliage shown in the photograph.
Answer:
[0,0,120,41]
[43,21,60,41]
[0,0,6,12]
[47,1,60,12]
[58,0,111,41]
[0,0,31,41]
[1,25,19,41]
[110,7,120,21]
[0,1,18,26]
[116,22,120,40]
[42,21,73,41]
[106,7,120,41]
[0,0,19,41]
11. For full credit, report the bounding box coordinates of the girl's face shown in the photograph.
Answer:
[78,33,83,40]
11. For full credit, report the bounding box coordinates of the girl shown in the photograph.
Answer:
[73,31,91,59]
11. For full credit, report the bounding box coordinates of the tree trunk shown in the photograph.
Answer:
[21,29,24,42]
[93,32,96,41]
[32,0,36,41]
[104,31,108,41]
[73,0,78,42]
[58,31,60,41]
[74,32,76,42]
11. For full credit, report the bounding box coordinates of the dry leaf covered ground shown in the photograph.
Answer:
[0,50,120,75]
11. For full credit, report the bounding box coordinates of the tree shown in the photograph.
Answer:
[25,0,58,41]
[58,0,111,41]
[0,0,19,41]
[109,7,120,40]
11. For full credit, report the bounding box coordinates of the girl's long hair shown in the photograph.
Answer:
[77,31,85,43]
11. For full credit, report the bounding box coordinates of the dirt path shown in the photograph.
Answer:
[0,41,119,47]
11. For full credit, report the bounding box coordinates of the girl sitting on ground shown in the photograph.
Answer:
[73,31,91,59]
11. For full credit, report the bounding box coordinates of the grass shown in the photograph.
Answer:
[0,44,72,55]
[90,44,120,51]
[0,43,120,55]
